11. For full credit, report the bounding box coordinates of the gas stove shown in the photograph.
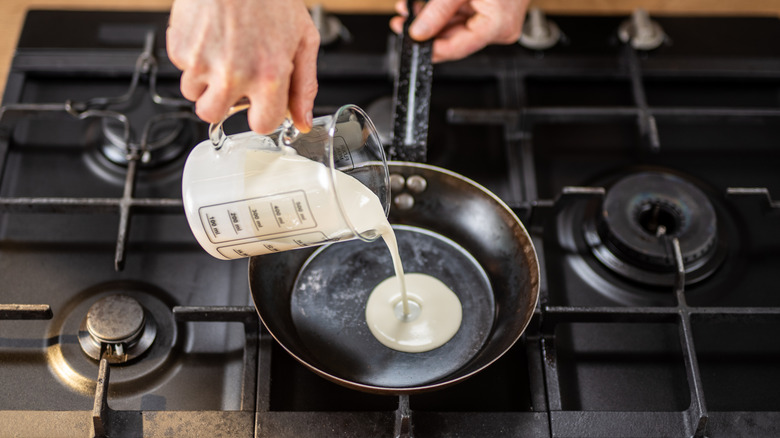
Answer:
[1,8,780,438]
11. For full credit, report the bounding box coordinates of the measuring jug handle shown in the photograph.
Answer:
[208,98,251,149]
[208,98,300,150]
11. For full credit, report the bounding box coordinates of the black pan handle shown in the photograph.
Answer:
[390,0,434,162]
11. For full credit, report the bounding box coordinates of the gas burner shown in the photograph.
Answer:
[78,294,157,364]
[582,171,727,287]
[48,282,178,395]
[69,30,200,169]
[85,112,198,186]
[100,100,193,168]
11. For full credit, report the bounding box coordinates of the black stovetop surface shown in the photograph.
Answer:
[1,9,780,438]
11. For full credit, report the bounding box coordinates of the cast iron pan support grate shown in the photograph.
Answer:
[0,30,194,272]
[88,306,258,437]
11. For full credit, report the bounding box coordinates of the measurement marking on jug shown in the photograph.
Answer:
[272,203,284,226]
[293,199,306,223]
[216,231,331,258]
[249,206,262,231]
[206,214,221,238]
[228,209,243,234]
[199,190,318,244]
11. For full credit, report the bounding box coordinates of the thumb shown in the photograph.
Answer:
[409,0,468,41]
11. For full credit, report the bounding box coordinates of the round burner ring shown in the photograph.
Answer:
[48,282,178,396]
[101,115,187,167]
[602,172,717,267]
[583,171,725,286]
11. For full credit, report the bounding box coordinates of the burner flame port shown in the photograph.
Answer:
[636,200,684,237]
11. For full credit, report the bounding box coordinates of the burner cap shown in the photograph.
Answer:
[98,89,192,168]
[79,294,157,364]
[583,171,725,286]
[86,295,145,343]
[101,114,187,167]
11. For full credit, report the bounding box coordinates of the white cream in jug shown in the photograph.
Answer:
[183,133,377,260]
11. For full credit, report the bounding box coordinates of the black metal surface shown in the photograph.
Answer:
[0,10,253,434]
[2,8,780,438]
[0,27,195,272]
[172,306,260,413]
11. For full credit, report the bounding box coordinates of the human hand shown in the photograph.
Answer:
[390,0,530,63]
[167,0,320,134]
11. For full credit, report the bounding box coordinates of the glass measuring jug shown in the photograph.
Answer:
[182,102,389,260]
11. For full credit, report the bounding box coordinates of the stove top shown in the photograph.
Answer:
[1,8,780,438]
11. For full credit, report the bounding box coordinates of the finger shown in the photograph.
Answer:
[165,26,186,71]
[246,67,292,135]
[178,69,207,102]
[393,4,469,37]
[435,10,505,62]
[389,16,405,35]
[193,76,242,124]
[409,0,469,41]
[394,0,408,16]
[288,30,320,133]
[430,26,491,62]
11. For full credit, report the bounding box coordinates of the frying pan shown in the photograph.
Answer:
[248,162,539,394]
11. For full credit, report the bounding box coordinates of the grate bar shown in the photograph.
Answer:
[544,305,780,323]
[394,394,413,438]
[0,304,52,320]
[670,237,709,438]
[0,197,182,214]
[92,357,112,438]
[448,106,780,126]
[540,336,562,412]
[623,43,661,152]
[173,306,259,412]
[727,187,780,212]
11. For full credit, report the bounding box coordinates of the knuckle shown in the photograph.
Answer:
[305,79,319,98]
[194,105,218,123]
[305,25,321,48]
[248,108,282,135]
[257,60,292,84]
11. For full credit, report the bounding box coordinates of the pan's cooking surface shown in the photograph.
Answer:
[2,9,780,438]
[290,226,494,389]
